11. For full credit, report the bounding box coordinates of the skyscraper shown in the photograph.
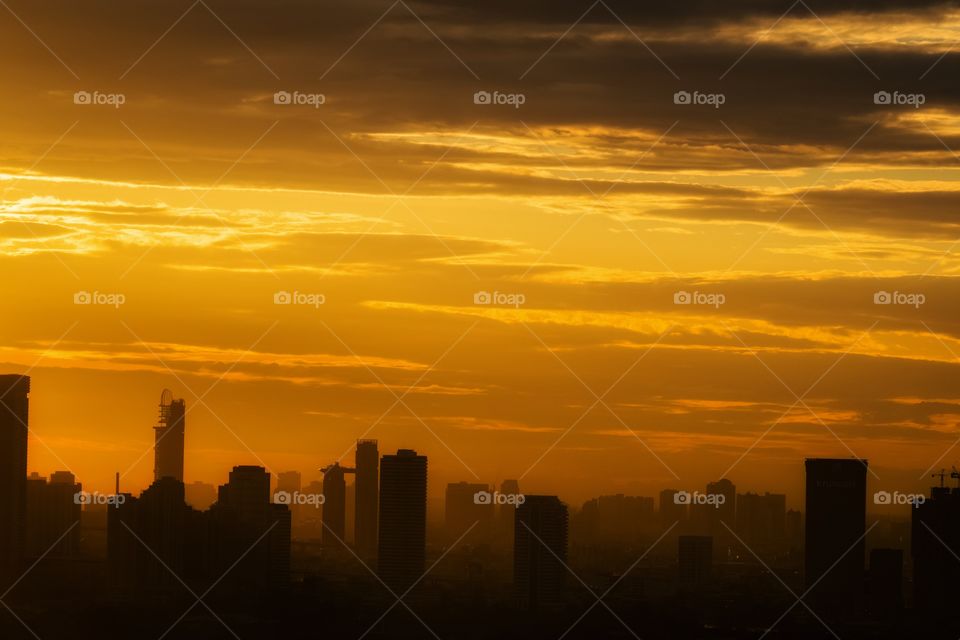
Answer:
[498,478,521,542]
[213,465,290,589]
[354,439,379,559]
[25,471,81,558]
[321,462,353,546]
[805,458,867,615]
[0,374,29,580]
[153,389,186,482]
[735,492,786,548]
[514,495,568,610]
[678,535,713,588]
[378,449,427,591]
[912,485,960,615]
[706,478,736,542]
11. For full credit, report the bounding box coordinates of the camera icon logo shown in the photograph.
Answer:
[673,291,692,305]
[873,291,891,305]
[274,291,292,305]
[473,91,492,105]
[673,490,692,505]
[473,490,492,505]
[873,490,892,505]
[673,91,692,105]
[273,491,291,505]
[473,291,492,305]
[74,291,92,305]
[274,91,292,105]
[874,91,892,105]
[73,91,91,105]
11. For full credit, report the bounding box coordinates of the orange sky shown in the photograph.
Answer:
[2,0,960,510]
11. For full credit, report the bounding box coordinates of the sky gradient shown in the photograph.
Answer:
[2,0,960,508]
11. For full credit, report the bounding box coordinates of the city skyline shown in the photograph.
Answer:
[11,375,960,511]
[4,371,960,638]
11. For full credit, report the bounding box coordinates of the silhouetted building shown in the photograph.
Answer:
[0,374,29,580]
[678,535,712,588]
[498,479,521,542]
[107,477,198,589]
[500,479,520,495]
[786,508,802,551]
[153,389,186,482]
[321,462,354,547]
[735,492,786,548]
[706,479,736,549]
[25,471,81,558]
[355,440,379,559]
[867,548,903,615]
[275,470,303,531]
[184,480,217,511]
[211,466,290,590]
[805,458,867,616]
[514,495,568,609]
[445,481,492,538]
[378,449,427,591]
[912,485,960,615]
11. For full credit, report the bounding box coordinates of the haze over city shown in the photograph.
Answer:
[2,0,960,638]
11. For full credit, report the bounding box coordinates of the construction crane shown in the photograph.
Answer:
[321,462,355,478]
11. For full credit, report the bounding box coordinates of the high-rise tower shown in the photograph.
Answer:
[0,375,29,579]
[378,449,427,590]
[153,389,186,482]
[354,439,379,558]
[805,458,867,616]
[321,462,354,546]
[514,495,568,610]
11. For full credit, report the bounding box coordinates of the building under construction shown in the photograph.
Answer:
[153,389,186,482]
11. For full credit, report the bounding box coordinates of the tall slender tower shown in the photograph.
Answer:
[378,449,427,590]
[805,458,867,616]
[0,375,29,579]
[514,495,568,609]
[153,389,186,482]
[321,462,354,546]
[354,439,379,558]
